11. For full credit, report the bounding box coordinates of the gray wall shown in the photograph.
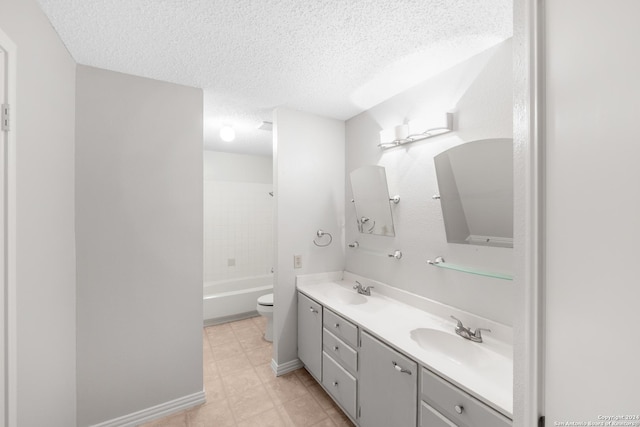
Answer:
[0,0,77,425]
[345,40,514,325]
[273,108,345,368]
[75,66,203,426]
[544,0,640,420]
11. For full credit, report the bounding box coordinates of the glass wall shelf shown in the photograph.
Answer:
[426,256,513,281]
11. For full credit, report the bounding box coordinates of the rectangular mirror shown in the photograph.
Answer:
[350,165,396,236]
[434,138,513,248]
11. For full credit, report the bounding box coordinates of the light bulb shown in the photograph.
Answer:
[394,124,409,140]
[220,126,235,142]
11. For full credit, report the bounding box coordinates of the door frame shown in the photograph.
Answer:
[513,0,545,425]
[0,26,17,427]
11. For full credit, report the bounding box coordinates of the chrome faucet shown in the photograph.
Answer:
[450,315,491,343]
[353,281,374,296]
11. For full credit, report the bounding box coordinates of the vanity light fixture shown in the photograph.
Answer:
[378,112,454,149]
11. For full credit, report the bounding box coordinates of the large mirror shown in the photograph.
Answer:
[434,138,513,248]
[350,165,396,236]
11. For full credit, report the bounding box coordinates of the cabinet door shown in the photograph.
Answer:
[297,292,322,380]
[359,331,418,427]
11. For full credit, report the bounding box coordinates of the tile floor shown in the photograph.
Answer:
[141,316,355,427]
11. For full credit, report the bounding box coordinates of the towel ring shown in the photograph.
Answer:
[313,230,333,247]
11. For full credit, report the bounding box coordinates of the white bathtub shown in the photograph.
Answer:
[203,274,273,325]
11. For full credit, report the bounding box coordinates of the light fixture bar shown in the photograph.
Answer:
[378,112,454,149]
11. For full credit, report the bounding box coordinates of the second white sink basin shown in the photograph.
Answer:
[409,328,495,368]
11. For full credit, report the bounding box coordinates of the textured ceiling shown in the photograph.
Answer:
[36,0,512,156]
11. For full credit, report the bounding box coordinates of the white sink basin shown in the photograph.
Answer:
[409,328,495,368]
[326,287,367,305]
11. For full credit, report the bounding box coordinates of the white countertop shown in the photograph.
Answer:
[296,272,513,418]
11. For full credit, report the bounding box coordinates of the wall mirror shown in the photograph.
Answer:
[350,165,397,236]
[434,138,513,248]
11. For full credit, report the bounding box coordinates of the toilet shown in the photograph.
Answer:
[256,293,274,342]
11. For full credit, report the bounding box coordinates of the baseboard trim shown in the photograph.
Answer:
[89,390,206,427]
[203,311,258,327]
[271,358,303,377]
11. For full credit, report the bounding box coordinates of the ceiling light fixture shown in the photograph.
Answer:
[220,125,236,142]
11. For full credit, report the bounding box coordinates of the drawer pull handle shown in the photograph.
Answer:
[334,323,340,328]
[332,381,339,387]
[333,346,339,351]
[454,405,464,414]
[309,307,318,313]
[392,361,412,375]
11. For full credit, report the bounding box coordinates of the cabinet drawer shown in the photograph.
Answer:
[323,328,357,375]
[420,368,511,427]
[420,401,457,427]
[322,352,357,420]
[323,308,358,348]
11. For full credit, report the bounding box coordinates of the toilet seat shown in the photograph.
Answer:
[257,293,273,307]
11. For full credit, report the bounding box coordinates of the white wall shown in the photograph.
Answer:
[273,108,345,367]
[345,40,514,325]
[204,150,272,183]
[544,0,640,421]
[75,66,203,426]
[203,151,273,282]
[0,1,77,426]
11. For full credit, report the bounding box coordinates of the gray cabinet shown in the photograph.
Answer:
[420,401,457,427]
[322,308,359,422]
[419,367,511,427]
[323,308,358,348]
[296,289,512,427]
[359,331,417,427]
[297,292,323,380]
[323,328,357,375]
[322,351,358,419]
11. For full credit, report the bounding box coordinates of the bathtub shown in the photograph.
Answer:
[203,274,273,325]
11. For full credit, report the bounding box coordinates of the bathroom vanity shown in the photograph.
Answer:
[297,272,513,427]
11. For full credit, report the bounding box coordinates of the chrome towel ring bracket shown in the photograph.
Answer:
[313,229,333,247]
